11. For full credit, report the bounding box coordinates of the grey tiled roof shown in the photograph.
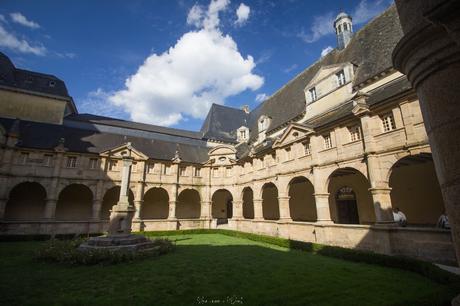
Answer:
[200,104,249,143]
[0,52,70,99]
[0,117,209,163]
[202,5,404,143]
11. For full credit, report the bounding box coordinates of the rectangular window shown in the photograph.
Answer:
[336,70,346,86]
[285,147,292,160]
[213,167,220,178]
[303,141,311,156]
[309,87,317,102]
[108,159,118,171]
[349,126,361,142]
[179,166,187,176]
[163,165,171,175]
[131,161,137,172]
[226,166,232,177]
[147,162,155,174]
[324,134,333,149]
[382,113,396,132]
[44,154,53,167]
[89,158,98,169]
[194,167,201,177]
[19,152,29,165]
[66,156,77,168]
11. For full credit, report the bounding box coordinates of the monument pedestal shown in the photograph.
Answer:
[79,234,156,252]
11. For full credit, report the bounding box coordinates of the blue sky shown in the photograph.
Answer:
[0,0,392,131]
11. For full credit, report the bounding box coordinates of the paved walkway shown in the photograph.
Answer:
[436,263,460,275]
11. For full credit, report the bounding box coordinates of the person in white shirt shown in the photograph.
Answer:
[437,210,450,229]
[393,207,407,227]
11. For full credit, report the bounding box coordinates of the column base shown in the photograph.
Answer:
[374,221,399,227]
[315,219,334,225]
[277,218,292,223]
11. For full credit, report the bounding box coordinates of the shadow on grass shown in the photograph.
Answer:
[0,239,459,306]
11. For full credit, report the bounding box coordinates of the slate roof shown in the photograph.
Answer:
[0,117,209,163]
[200,104,249,143]
[0,52,70,99]
[202,5,404,143]
[67,113,203,140]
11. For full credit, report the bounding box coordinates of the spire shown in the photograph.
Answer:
[334,12,353,50]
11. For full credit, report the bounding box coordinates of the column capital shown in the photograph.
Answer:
[369,187,392,195]
[313,193,329,198]
[278,196,290,201]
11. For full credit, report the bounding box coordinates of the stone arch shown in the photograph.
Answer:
[212,189,233,219]
[327,167,375,224]
[242,187,254,219]
[261,182,280,220]
[176,188,201,219]
[4,182,47,220]
[389,153,444,225]
[55,184,93,221]
[288,176,317,222]
[101,186,134,220]
[142,187,169,219]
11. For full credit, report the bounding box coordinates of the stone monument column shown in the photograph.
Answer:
[393,0,460,264]
[278,196,292,221]
[108,156,135,236]
[253,199,264,220]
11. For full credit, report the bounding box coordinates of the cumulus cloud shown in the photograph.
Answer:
[108,0,264,126]
[235,3,250,26]
[300,0,390,44]
[255,93,268,102]
[79,88,129,119]
[0,25,46,55]
[320,46,333,57]
[10,12,40,29]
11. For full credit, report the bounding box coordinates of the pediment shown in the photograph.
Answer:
[100,142,148,160]
[273,123,314,148]
[208,145,236,156]
[305,62,353,90]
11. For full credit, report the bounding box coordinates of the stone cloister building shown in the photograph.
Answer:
[0,6,455,264]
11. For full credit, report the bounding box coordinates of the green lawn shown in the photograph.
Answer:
[0,233,457,306]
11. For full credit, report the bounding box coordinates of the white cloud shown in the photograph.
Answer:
[320,46,333,57]
[0,25,46,55]
[10,12,40,29]
[79,88,129,119]
[300,0,390,44]
[283,64,298,73]
[108,0,263,126]
[235,3,250,26]
[255,93,268,102]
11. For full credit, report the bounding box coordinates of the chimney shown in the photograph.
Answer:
[241,105,250,114]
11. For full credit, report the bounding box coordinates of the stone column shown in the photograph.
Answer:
[366,154,395,223]
[0,198,6,219]
[253,199,264,220]
[278,196,292,221]
[133,182,144,220]
[200,201,211,219]
[108,157,135,235]
[393,0,460,263]
[91,199,102,220]
[314,193,333,223]
[232,200,243,219]
[168,200,177,220]
[44,199,57,219]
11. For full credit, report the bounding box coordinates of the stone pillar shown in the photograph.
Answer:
[314,193,333,223]
[278,196,292,221]
[92,199,102,220]
[393,0,460,263]
[168,200,177,220]
[366,154,395,223]
[108,157,135,235]
[201,201,211,219]
[253,199,264,220]
[232,200,243,219]
[0,198,7,219]
[133,182,144,220]
[44,199,57,219]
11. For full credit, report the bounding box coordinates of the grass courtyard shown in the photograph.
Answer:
[0,233,458,306]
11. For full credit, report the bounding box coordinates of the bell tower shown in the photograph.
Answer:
[334,12,353,50]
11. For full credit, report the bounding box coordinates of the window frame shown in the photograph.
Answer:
[89,158,98,170]
[324,134,333,150]
[66,156,78,169]
[382,113,396,132]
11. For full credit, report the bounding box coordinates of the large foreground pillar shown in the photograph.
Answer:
[393,0,460,263]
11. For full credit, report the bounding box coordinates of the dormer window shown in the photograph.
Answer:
[49,81,56,87]
[258,115,271,132]
[237,126,249,142]
[336,70,346,86]
[309,87,317,102]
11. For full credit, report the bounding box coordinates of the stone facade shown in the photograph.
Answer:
[0,6,456,264]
